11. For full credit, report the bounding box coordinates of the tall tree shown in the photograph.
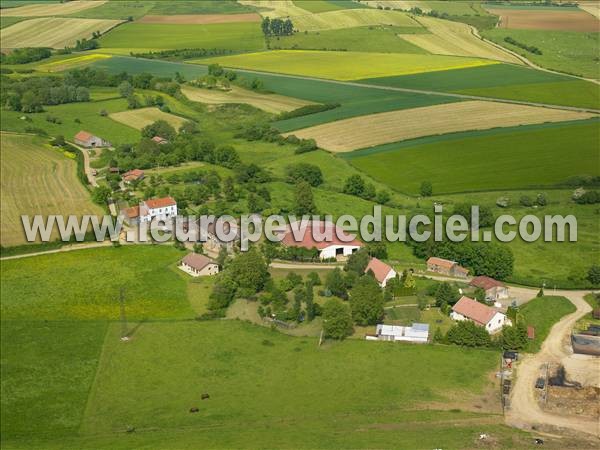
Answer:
[349,275,384,326]
[293,180,317,215]
[322,298,353,339]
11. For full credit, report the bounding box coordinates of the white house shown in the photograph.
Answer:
[366,323,429,343]
[280,220,362,260]
[469,276,510,301]
[365,257,396,288]
[121,196,177,225]
[451,296,509,334]
[179,253,219,277]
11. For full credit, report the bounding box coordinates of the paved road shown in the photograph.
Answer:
[506,289,600,437]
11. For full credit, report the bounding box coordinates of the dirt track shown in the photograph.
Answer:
[506,289,600,438]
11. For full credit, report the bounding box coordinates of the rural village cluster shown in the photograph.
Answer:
[1,0,599,448]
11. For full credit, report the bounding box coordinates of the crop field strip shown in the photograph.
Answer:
[0,17,123,49]
[399,16,522,64]
[486,7,599,32]
[180,85,314,114]
[0,0,105,16]
[0,132,102,246]
[284,100,598,152]
[37,54,112,73]
[137,13,262,24]
[344,119,600,195]
[109,107,188,131]
[199,50,498,81]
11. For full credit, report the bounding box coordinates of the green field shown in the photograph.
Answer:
[346,120,600,195]
[1,245,541,449]
[293,0,343,13]
[99,22,265,51]
[0,98,140,146]
[0,16,25,28]
[360,63,600,110]
[482,29,600,80]
[66,1,155,19]
[148,0,254,14]
[519,296,577,352]
[199,50,497,81]
[91,55,209,78]
[0,246,193,320]
[270,25,429,54]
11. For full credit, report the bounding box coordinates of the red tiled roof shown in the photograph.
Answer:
[182,253,215,271]
[152,136,168,143]
[452,296,497,326]
[74,130,93,141]
[470,275,505,291]
[427,257,456,269]
[365,257,393,284]
[281,221,362,250]
[123,205,139,219]
[122,169,144,181]
[144,196,176,209]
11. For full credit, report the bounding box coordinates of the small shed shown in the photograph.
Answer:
[527,326,535,340]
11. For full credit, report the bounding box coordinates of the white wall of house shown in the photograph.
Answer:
[179,262,219,277]
[450,311,509,334]
[140,204,178,222]
[319,245,361,259]
[380,269,397,288]
[487,286,510,300]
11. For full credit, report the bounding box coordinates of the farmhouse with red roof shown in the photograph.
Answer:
[365,257,396,287]
[121,196,177,225]
[451,296,509,334]
[74,130,111,148]
[280,220,362,260]
[122,169,145,183]
[179,253,219,277]
[469,275,509,301]
[426,257,469,278]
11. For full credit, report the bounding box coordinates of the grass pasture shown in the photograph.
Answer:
[0,16,24,28]
[65,1,155,20]
[99,21,265,52]
[109,107,188,131]
[519,296,577,352]
[0,98,141,146]
[0,0,105,16]
[181,84,314,114]
[148,0,255,15]
[287,100,596,152]
[346,119,600,195]
[270,25,429,54]
[481,29,600,80]
[199,50,498,80]
[0,132,102,246]
[0,17,122,48]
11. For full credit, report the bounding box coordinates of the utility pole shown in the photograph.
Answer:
[119,287,129,341]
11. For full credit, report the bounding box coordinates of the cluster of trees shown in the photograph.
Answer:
[74,37,99,51]
[237,123,318,154]
[285,163,323,187]
[261,17,294,37]
[277,103,340,120]
[574,190,600,205]
[342,174,391,205]
[131,48,235,61]
[588,265,600,286]
[441,316,529,350]
[504,36,542,55]
[1,47,51,64]
[410,239,514,280]
[1,76,90,112]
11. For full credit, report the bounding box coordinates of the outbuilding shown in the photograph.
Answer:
[366,323,429,343]
[426,257,469,278]
[469,275,509,301]
[280,221,362,260]
[74,130,111,148]
[365,257,396,288]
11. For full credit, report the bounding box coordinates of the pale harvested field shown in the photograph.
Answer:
[285,101,597,152]
[0,132,102,246]
[291,8,421,31]
[238,0,310,18]
[138,13,261,24]
[487,8,599,32]
[181,85,314,114]
[579,1,600,19]
[109,107,188,131]
[0,0,106,17]
[400,17,523,64]
[0,17,122,49]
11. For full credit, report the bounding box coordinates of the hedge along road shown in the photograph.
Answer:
[190,62,600,114]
